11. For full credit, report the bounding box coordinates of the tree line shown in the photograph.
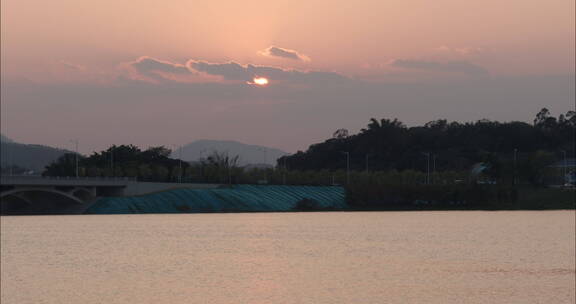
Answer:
[278,108,575,186]
[43,108,574,187]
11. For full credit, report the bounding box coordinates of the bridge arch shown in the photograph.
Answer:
[1,188,84,204]
[1,188,87,215]
[71,187,95,201]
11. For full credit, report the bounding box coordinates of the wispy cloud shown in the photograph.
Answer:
[390,59,489,78]
[127,56,193,81]
[259,46,310,61]
[58,60,87,71]
[121,56,349,86]
[435,46,486,56]
[187,60,347,85]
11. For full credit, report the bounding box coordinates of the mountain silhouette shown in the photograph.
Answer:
[174,140,288,166]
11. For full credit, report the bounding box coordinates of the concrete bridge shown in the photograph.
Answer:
[0,175,220,214]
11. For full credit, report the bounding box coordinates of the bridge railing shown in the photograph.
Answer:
[0,175,137,183]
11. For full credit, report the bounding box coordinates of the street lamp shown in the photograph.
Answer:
[513,148,518,185]
[365,153,370,172]
[172,144,183,183]
[342,151,350,185]
[282,154,292,185]
[423,152,431,185]
[111,145,114,178]
[561,150,567,185]
[199,148,206,183]
[432,154,437,184]
[259,147,268,184]
[70,139,79,178]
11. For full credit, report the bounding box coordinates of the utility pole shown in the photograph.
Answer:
[264,148,268,183]
[365,154,369,172]
[282,157,288,185]
[172,144,183,183]
[7,136,12,176]
[5,119,12,176]
[228,162,232,185]
[513,148,518,186]
[199,149,206,183]
[111,145,114,178]
[432,154,436,184]
[226,150,232,186]
[425,152,430,185]
[343,151,350,185]
[561,150,567,185]
[179,146,183,183]
[259,148,268,184]
[70,139,79,178]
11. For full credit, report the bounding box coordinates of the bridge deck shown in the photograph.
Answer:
[1,176,136,187]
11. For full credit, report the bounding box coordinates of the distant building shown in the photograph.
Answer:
[548,158,576,185]
[548,158,576,169]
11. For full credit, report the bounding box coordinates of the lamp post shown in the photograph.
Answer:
[432,154,436,185]
[513,148,518,186]
[70,139,79,178]
[282,155,290,185]
[424,152,431,185]
[111,145,114,178]
[172,144,183,183]
[7,135,12,176]
[342,151,350,185]
[561,150,567,185]
[199,148,206,183]
[259,147,268,184]
[225,149,231,186]
[365,153,370,172]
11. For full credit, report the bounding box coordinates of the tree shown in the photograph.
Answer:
[42,144,189,182]
[43,153,84,176]
[202,151,240,183]
[332,128,349,139]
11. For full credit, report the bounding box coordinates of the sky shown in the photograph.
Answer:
[1,0,574,154]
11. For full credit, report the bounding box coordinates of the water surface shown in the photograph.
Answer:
[1,211,574,303]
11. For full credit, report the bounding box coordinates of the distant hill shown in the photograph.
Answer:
[0,134,14,143]
[174,140,288,166]
[1,140,70,173]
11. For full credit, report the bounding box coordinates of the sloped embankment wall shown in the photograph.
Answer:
[85,185,346,214]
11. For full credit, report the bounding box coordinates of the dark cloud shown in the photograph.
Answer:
[129,56,192,79]
[435,46,486,55]
[260,46,310,61]
[58,60,86,71]
[187,60,349,85]
[390,59,489,78]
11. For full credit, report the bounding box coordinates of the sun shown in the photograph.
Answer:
[253,77,269,86]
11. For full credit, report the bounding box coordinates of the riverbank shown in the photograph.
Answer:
[345,184,575,211]
[84,184,574,215]
[2,184,572,215]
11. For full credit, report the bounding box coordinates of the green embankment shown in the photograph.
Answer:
[85,185,347,214]
[86,184,574,214]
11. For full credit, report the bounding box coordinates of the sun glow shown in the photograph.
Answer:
[253,77,269,86]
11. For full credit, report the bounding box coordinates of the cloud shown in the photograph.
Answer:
[390,59,489,78]
[58,60,87,71]
[259,46,310,61]
[187,60,348,85]
[128,56,192,81]
[435,46,486,56]
[123,56,348,86]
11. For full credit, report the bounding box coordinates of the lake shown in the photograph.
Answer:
[1,211,574,303]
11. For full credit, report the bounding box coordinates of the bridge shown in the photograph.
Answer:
[0,176,219,214]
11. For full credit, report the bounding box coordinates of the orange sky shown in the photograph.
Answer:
[2,0,574,78]
[1,0,574,153]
